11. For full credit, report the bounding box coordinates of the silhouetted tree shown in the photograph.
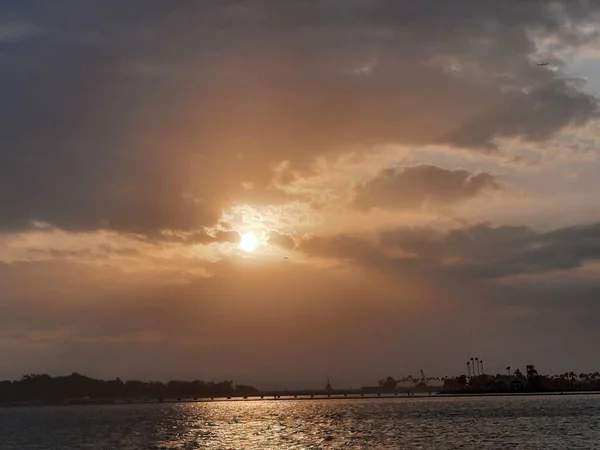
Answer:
[0,374,257,403]
[526,365,539,390]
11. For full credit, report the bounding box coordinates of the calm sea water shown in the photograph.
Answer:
[1,395,599,449]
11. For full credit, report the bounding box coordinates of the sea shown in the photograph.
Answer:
[1,394,599,449]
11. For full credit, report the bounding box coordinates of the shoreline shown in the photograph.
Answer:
[2,390,600,408]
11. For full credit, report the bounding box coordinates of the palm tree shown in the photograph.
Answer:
[569,371,576,387]
[506,366,511,376]
[525,364,538,389]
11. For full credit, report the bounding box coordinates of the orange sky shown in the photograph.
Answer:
[1,1,600,388]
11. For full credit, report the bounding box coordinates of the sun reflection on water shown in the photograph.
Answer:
[2,396,600,449]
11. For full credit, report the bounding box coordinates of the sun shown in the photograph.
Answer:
[239,231,258,252]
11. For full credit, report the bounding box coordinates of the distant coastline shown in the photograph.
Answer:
[3,368,600,408]
[0,373,259,407]
[4,389,600,408]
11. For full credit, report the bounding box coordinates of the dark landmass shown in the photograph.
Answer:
[376,364,600,396]
[0,373,258,406]
[3,364,600,407]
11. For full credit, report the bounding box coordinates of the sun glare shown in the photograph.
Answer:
[239,232,258,252]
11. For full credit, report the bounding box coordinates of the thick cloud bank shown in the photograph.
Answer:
[0,0,598,234]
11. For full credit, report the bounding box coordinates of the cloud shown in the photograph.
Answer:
[440,79,599,151]
[26,245,141,261]
[151,228,240,245]
[0,1,598,235]
[266,230,296,250]
[299,222,600,280]
[352,165,500,211]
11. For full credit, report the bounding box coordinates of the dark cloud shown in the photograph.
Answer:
[266,230,296,250]
[0,0,598,235]
[441,79,599,151]
[26,245,141,261]
[147,228,241,245]
[299,222,600,280]
[352,165,499,211]
[297,233,379,262]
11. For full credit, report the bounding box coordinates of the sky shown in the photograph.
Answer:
[1,0,600,389]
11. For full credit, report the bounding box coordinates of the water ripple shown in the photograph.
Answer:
[1,395,600,449]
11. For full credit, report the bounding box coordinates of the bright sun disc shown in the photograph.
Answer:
[239,232,258,252]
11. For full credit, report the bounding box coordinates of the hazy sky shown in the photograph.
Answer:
[2,1,600,389]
